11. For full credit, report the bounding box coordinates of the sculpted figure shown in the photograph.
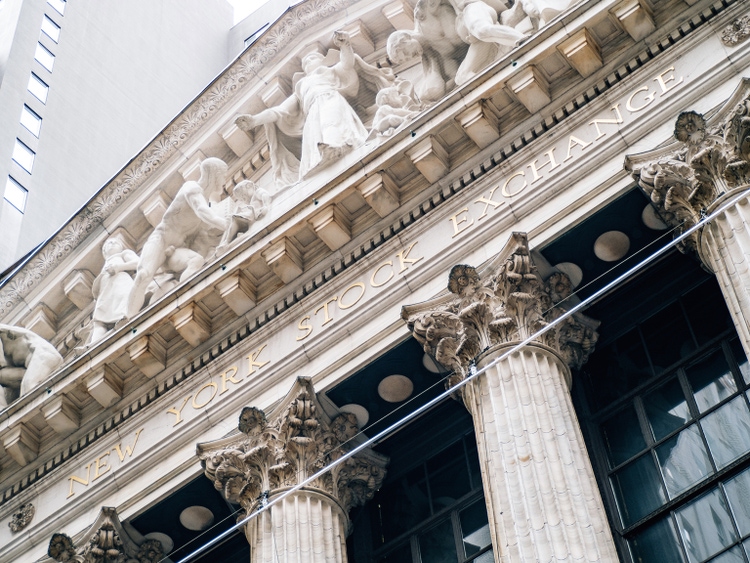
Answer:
[235,31,393,188]
[216,180,271,253]
[369,80,422,138]
[0,325,63,407]
[88,236,139,344]
[126,157,229,318]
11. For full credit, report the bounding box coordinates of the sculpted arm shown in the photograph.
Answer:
[184,186,228,231]
[333,30,355,71]
[235,95,299,132]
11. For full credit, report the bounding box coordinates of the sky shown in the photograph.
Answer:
[227,0,271,23]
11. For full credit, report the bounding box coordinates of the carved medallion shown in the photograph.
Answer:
[722,16,750,46]
[8,502,35,533]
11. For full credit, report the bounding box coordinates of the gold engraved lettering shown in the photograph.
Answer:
[339,282,366,309]
[589,104,624,140]
[93,452,111,480]
[527,148,560,182]
[247,344,270,375]
[296,316,313,341]
[192,382,218,409]
[67,463,92,498]
[474,187,504,220]
[450,208,474,237]
[112,428,143,463]
[167,396,192,426]
[654,66,683,95]
[396,241,423,273]
[219,366,241,394]
[501,170,527,198]
[626,85,655,113]
[370,261,394,288]
[315,297,338,326]
[564,135,592,162]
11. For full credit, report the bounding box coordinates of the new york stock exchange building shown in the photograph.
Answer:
[4,0,750,562]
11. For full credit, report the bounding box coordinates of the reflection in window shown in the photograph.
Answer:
[34,42,54,71]
[41,15,60,42]
[4,177,27,212]
[20,105,42,137]
[28,73,49,103]
[12,139,35,172]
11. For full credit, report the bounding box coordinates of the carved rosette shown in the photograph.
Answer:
[8,502,34,533]
[625,80,750,256]
[722,16,750,46]
[44,507,163,563]
[199,378,387,517]
[401,233,599,389]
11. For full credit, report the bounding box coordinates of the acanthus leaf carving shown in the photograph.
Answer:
[199,378,387,516]
[402,233,599,392]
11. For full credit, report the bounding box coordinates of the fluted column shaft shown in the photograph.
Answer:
[246,489,348,563]
[699,187,750,358]
[465,343,618,563]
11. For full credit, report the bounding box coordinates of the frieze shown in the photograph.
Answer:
[0,0,734,324]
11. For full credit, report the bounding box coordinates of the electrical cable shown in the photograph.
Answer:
[171,188,744,563]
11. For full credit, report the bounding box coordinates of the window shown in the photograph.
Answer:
[27,73,48,103]
[12,139,35,172]
[34,43,54,71]
[345,397,489,563]
[41,15,60,42]
[47,0,65,15]
[20,105,42,137]
[578,255,750,563]
[4,177,28,212]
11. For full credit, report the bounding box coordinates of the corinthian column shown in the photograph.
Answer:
[197,378,387,563]
[625,79,750,357]
[401,233,618,563]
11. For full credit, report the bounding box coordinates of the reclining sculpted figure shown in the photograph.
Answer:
[0,324,63,407]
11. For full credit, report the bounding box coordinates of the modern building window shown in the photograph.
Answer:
[20,105,42,137]
[27,73,49,103]
[4,177,28,212]
[41,15,61,42]
[12,139,35,173]
[34,42,55,71]
[577,253,750,563]
[47,0,65,16]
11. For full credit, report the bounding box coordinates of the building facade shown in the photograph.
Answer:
[0,0,749,562]
[0,0,233,269]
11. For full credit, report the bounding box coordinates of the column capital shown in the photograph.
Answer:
[401,232,599,384]
[198,377,387,515]
[625,78,750,255]
[44,507,164,563]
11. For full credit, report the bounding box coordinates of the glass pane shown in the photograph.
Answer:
[460,500,491,558]
[466,437,482,492]
[469,551,494,563]
[687,351,738,413]
[28,73,48,103]
[41,15,60,42]
[611,453,666,526]
[630,516,685,563]
[642,302,696,372]
[645,377,691,441]
[34,43,54,71]
[676,488,737,563]
[701,396,750,469]
[47,0,65,15]
[656,425,712,498]
[725,467,750,537]
[12,140,34,172]
[683,284,732,346]
[371,465,431,546]
[708,547,744,563]
[730,340,750,385]
[378,545,413,563]
[20,105,41,137]
[4,177,27,212]
[601,406,647,466]
[427,440,471,510]
[418,517,458,563]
